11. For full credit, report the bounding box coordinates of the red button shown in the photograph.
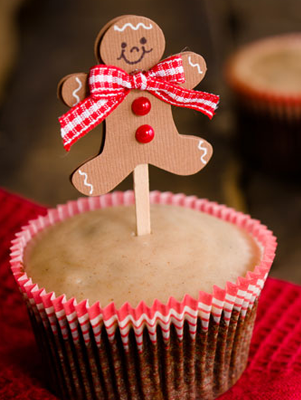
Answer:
[135,125,155,143]
[132,97,151,116]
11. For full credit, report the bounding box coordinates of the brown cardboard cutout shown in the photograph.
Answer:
[58,15,213,196]
[58,73,88,107]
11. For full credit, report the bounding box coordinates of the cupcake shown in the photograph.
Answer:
[10,191,276,400]
[225,34,301,175]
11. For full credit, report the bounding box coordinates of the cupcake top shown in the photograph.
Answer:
[226,34,301,99]
[24,204,262,308]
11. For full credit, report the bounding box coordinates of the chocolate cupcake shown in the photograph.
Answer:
[10,191,276,400]
[225,34,301,175]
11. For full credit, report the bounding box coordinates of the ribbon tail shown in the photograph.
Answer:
[147,78,219,119]
[153,89,219,119]
[59,94,126,151]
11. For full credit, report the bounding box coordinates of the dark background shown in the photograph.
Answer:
[0,0,300,283]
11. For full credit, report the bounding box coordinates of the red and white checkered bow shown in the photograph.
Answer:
[59,55,219,151]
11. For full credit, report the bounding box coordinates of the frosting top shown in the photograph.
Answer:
[229,35,301,95]
[24,204,262,308]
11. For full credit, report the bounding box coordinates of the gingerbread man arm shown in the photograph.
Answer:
[179,51,207,90]
[57,73,89,107]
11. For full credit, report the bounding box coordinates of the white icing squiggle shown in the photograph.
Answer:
[78,169,94,194]
[114,22,153,32]
[198,140,207,164]
[188,56,203,74]
[72,77,83,106]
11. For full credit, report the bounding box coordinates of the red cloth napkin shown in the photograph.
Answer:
[1,188,301,399]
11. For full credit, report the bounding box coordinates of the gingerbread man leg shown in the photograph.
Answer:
[72,149,134,196]
[150,131,213,176]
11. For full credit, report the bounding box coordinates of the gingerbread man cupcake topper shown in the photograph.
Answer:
[58,15,219,235]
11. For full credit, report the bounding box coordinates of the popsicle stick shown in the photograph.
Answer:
[133,164,151,236]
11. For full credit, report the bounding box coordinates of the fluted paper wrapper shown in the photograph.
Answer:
[225,34,301,174]
[10,191,276,400]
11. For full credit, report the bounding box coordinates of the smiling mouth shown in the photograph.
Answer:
[117,46,153,65]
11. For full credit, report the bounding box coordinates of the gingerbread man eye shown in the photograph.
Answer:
[140,37,147,45]
[121,42,127,48]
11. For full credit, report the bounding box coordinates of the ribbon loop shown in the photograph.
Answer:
[59,55,219,151]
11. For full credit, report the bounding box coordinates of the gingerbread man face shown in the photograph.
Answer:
[98,16,165,73]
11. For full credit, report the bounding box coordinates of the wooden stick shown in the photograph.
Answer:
[133,164,151,236]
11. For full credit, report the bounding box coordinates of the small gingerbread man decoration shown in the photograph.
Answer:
[58,15,219,197]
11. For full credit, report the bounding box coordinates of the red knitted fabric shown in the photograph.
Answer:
[1,188,301,399]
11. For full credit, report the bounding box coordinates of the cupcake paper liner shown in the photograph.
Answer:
[10,191,276,399]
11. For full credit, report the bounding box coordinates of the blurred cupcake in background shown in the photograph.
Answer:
[225,34,301,176]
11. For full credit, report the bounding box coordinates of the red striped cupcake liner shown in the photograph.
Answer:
[10,191,276,399]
